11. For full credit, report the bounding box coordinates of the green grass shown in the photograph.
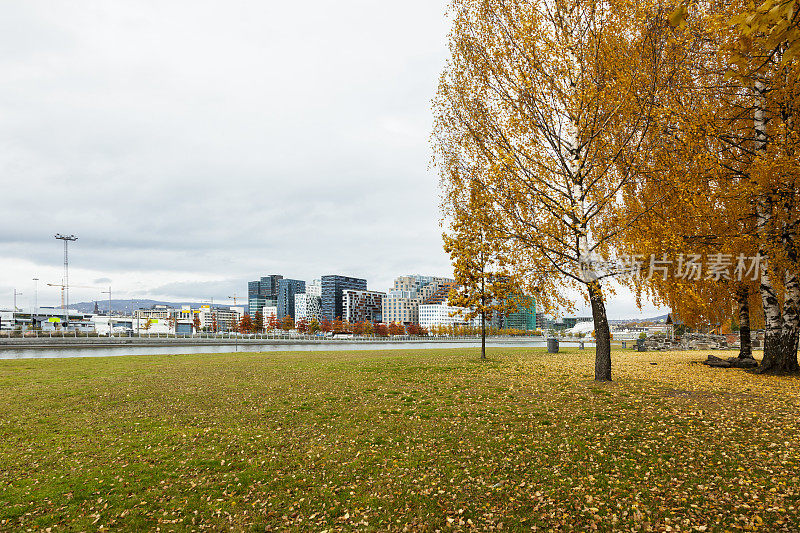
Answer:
[0,348,798,531]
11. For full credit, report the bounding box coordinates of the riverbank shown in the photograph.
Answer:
[0,337,596,360]
[0,335,544,349]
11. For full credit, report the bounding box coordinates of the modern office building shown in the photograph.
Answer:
[295,293,322,322]
[503,295,537,331]
[342,289,385,323]
[421,281,458,306]
[418,301,481,330]
[277,278,306,319]
[321,275,367,321]
[383,275,455,325]
[248,274,282,317]
[195,305,242,332]
[0,307,95,333]
[537,314,555,330]
[306,279,322,298]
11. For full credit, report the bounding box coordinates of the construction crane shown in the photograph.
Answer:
[228,293,241,305]
[46,283,102,314]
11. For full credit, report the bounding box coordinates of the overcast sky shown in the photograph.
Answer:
[0,1,666,319]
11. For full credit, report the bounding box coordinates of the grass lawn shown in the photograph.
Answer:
[0,348,798,532]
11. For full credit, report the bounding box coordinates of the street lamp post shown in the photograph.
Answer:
[101,286,112,336]
[32,278,39,314]
[54,234,78,327]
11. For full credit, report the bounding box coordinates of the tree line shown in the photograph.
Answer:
[232,313,540,338]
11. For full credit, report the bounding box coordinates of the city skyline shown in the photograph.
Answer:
[0,1,666,320]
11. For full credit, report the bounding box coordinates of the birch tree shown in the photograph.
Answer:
[434,0,673,381]
[654,0,800,373]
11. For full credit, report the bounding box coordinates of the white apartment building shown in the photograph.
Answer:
[383,275,455,325]
[419,301,482,330]
[134,305,242,333]
[262,305,278,327]
[197,306,243,332]
[295,293,322,322]
[306,279,322,298]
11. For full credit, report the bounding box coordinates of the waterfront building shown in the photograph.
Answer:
[383,275,455,325]
[295,293,322,322]
[321,275,367,321]
[262,306,278,328]
[503,296,538,331]
[248,274,282,317]
[277,278,306,319]
[306,279,322,298]
[342,289,385,323]
[537,314,554,330]
[135,304,240,333]
[418,301,481,330]
[0,307,94,333]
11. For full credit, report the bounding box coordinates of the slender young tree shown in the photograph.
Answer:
[444,180,517,360]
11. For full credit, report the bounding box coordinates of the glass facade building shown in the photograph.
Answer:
[321,275,367,321]
[277,278,306,319]
[248,274,282,317]
[503,295,538,331]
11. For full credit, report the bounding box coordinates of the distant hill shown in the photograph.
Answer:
[68,299,242,314]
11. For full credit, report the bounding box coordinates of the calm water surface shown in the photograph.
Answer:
[0,340,594,360]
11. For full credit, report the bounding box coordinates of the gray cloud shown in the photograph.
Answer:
[0,1,665,319]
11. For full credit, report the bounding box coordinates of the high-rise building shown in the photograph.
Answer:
[342,289,385,323]
[248,274,282,317]
[277,278,306,319]
[306,279,322,298]
[321,275,367,321]
[383,275,455,325]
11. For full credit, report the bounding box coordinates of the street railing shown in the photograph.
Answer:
[0,330,549,342]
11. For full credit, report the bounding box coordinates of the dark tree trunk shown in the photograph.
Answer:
[588,281,611,382]
[481,311,486,360]
[737,286,753,360]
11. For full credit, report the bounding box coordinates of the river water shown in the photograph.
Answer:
[0,340,593,360]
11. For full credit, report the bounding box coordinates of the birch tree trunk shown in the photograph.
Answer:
[757,246,786,370]
[752,80,788,372]
[777,269,800,372]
